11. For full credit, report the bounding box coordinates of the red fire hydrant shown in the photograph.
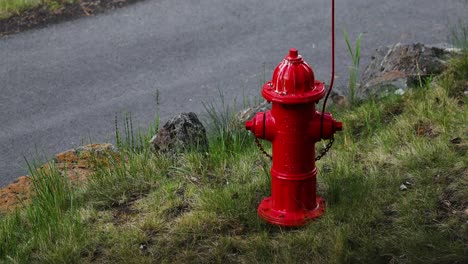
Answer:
[246,48,342,227]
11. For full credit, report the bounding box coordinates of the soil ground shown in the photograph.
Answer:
[0,144,116,214]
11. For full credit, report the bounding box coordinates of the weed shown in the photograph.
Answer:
[0,160,87,263]
[343,30,363,104]
[202,88,254,165]
[450,19,468,51]
[114,89,160,154]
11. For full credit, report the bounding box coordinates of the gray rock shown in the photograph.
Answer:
[150,112,208,155]
[361,43,460,99]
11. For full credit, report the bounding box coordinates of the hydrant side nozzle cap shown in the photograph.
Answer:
[334,120,343,131]
[246,120,254,131]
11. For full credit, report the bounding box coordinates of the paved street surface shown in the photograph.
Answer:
[1,0,466,186]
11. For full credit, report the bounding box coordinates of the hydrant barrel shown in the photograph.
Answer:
[268,103,319,212]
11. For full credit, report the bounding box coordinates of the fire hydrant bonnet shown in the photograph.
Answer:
[262,48,326,104]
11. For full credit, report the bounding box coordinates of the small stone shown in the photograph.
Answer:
[150,112,208,155]
[139,244,147,251]
[400,184,408,191]
[189,176,199,183]
[404,181,414,187]
[464,208,468,216]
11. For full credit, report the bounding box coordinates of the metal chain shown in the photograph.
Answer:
[254,136,334,162]
[254,137,272,160]
[314,137,334,161]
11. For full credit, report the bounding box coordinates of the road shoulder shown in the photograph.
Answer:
[0,0,144,37]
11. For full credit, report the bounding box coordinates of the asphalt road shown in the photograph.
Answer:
[0,0,466,187]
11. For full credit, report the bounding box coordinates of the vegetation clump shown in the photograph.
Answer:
[0,55,467,263]
[0,0,75,19]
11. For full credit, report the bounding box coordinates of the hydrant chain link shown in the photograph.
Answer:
[254,137,272,160]
[254,137,334,162]
[315,137,335,161]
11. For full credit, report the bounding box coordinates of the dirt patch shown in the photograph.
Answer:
[0,176,32,214]
[164,203,191,219]
[0,143,117,214]
[414,120,440,138]
[382,104,404,124]
[0,0,144,37]
[436,168,468,235]
[112,199,141,225]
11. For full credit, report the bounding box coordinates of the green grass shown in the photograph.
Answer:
[343,29,362,104]
[0,55,467,263]
[450,20,468,51]
[0,0,75,19]
[0,161,87,263]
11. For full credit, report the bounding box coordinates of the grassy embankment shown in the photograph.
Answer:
[0,53,467,263]
[0,0,76,19]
